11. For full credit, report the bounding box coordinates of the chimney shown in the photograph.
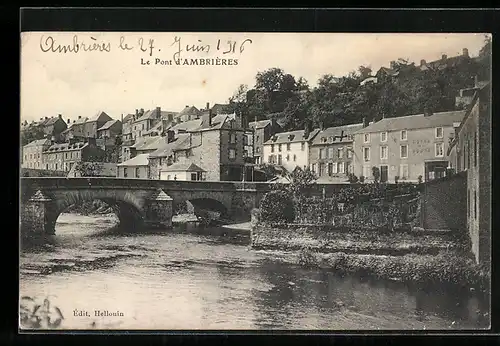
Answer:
[139,108,144,116]
[206,102,210,110]
[390,61,396,69]
[442,54,447,60]
[78,116,82,119]
[420,59,426,66]
[67,119,70,124]
[168,114,173,122]
[156,106,161,118]
[167,130,175,143]
[73,120,76,124]
[45,117,48,120]
[58,114,62,118]
[304,121,310,139]
[121,113,123,123]
[362,117,368,128]
[463,48,469,57]
[39,118,43,121]
[208,109,213,127]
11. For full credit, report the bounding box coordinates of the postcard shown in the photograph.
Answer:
[20,31,491,331]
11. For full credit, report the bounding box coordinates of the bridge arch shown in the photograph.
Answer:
[43,189,148,234]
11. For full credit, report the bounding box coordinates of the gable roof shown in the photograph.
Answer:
[249,119,272,129]
[178,105,202,117]
[354,110,467,134]
[161,161,206,172]
[264,128,321,145]
[312,123,364,145]
[122,114,134,123]
[98,119,121,131]
[148,133,191,158]
[44,116,65,126]
[132,136,165,151]
[117,153,150,167]
[24,138,52,148]
[171,119,203,132]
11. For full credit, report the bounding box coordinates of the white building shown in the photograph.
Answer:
[262,125,320,173]
[160,162,206,181]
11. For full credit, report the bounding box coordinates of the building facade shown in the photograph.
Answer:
[352,110,466,183]
[262,125,320,173]
[309,123,363,181]
[249,119,282,165]
[447,83,490,265]
[42,139,106,172]
[22,138,52,169]
[116,153,150,179]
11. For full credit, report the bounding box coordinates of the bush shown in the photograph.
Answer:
[359,175,365,183]
[348,173,359,183]
[259,190,296,223]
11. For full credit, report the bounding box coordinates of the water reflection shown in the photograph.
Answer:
[19,214,490,330]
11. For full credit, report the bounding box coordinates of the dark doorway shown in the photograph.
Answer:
[380,165,388,183]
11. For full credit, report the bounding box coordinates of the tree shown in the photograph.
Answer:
[283,166,317,198]
[73,162,104,177]
[21,126,46,146]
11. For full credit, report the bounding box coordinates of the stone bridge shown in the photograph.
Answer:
[20,177,274,237]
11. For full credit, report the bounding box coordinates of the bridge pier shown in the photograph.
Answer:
[21,190,53,238]
[144,189,173,229]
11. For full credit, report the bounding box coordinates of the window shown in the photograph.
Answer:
[399,164,409,179]
[293,154,296,162]
[311,163,317,173]
[271,144,274,153]
[474,190,477,219]
[278,144,282,152]
[135,167,140,178]
[338,162,345,174]
[167,175,171,180]
[435,127,443,139]
[363,147,370,162]
[332,162,338,174]
[301,143,305,151]
[328,163,333,176]
[55,163,58,170]
[256,135,260,142]
[268,155,272,163]
[363,133,370,143]
[286,154,290,161]
[347,147,352,159]
[286,143,291,151]
[229,133,237,144]
[400,145,408,158]
[319,163,325,176]
[380,146,388,160]
[363,165,370,178]
[278,154,282,165]
[328,148,334,158]
[256,147,260,153]
[338,148,344,159]
[229,149,236,159]
[243,150,248,158]
[123,168,128,177]
[380,132,387,142]
[401,130,407,141]
[435,142,444,157]
[320,148,326,159]
[65,153,68,159]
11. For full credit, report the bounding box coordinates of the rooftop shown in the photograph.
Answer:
[117,153,150,167]
[249,119,272,129]
[264,128,320,145]
[44,142,88,152]
[312,123,364,145]
[161,161,206,172]
[353,110,467,134]
[148,133,191,158]
[24,138,52,148]
[98,119,121,131]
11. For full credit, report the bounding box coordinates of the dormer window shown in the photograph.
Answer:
[322,137,327,143]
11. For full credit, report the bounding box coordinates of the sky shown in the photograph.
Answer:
[20,32,489,123]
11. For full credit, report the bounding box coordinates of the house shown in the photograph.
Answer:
[97,119,122,140]
[262,123,320,173]
[42,139,106,172]
[22,138,52,169]
[65,115,90,139]
[41,114,68,140]
[248,118,282,165]
[148,111,246,181]
[352,110,466,183]
[309,123,364,181]
[130,107,177,140]
[116,153,150,179]
[176,105,202,123]
[447,82,490,265]
[160,162,206,181]
[419,48,472,72]
[67,162,117,177]
[83,111,113,138]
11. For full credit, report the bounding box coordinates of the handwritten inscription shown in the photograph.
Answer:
[39,35,253,66]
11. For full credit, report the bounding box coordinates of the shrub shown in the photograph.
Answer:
[418,175,423,184]
[359,175,365,183]
[259,190,296,223]
[348,173,359,183]
[395,175,400,184]
[372,167,380,183]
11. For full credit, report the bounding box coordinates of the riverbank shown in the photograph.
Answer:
[250,223,490,293]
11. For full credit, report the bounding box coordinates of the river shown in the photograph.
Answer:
[19,213,490,330]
